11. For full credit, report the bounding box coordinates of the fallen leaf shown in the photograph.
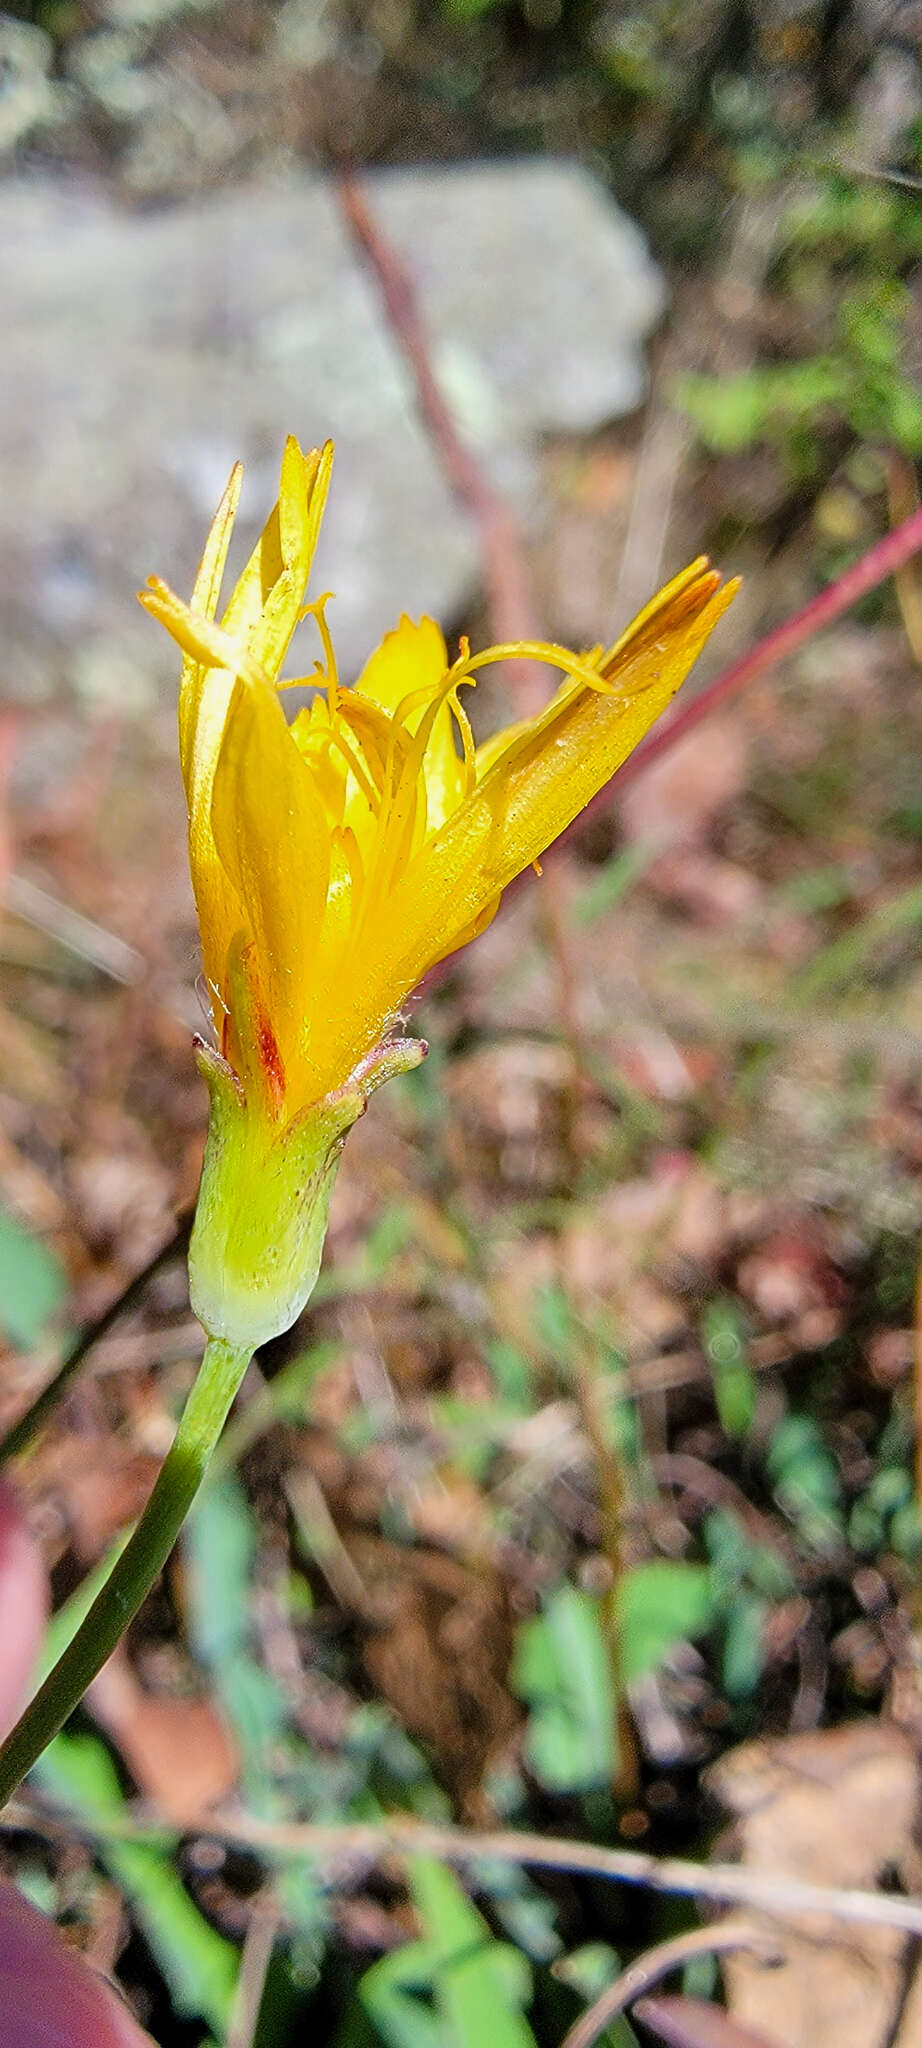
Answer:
[634,1994,785,2048]
[88,1651,237,1825]
[708,1721,922,2048]
[619,714,749,851]
[647,851,761,928]
[735,1228,843,1325]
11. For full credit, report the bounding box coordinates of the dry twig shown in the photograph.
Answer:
[605,501,922,809]
[558,1920,776,2048]
[12,1802,922,1939]
[337,171,585,1096]
[0,1212,192,1467]
[225,1893,281,2048]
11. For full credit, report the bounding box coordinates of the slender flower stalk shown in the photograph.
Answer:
[0,436,737,1811]
[0,1337,249,1809]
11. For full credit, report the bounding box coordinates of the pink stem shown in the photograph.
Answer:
[609,504,922,796]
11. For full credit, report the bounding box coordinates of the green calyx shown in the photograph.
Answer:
[189,1033,426,1350]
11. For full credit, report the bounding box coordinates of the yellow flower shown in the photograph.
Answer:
[141,436,737,1348]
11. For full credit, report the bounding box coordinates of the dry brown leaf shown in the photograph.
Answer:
[563,1161,726,1299]
[634,1994,785,2048]
[646,851,761,927]
[619,713,750,852]
[708,1721,922,2048]
[88,1651,238,1825]
[53,1444,160,1563]
[735,1228,843,1325]
[347,1533,518,1812]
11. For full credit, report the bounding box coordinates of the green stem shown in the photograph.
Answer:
[0,1335,251,1810]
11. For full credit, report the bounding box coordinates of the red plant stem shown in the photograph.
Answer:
[608,504,922,797]
[337,171,586,1046]
[337,172,547,709]
[339,176,922,857]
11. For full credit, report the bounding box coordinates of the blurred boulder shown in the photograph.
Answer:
[0,162,663,705]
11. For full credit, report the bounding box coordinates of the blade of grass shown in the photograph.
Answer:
[791,876,922,1001]
[35,1732,237,2036]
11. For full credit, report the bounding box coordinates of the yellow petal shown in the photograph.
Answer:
[435,569,738,921]
[222,438,333,682]
[289,699,350,828]
[355,615,465,833]
[142,467,243,806]
[600,555,712,670]
[209,672,331,1088]
[301,825,361,1018]
[191,465,244,623]
[137,583,258,1007]
[139,580,276,974]
[354,612,448,715]
[177,463,243,797]
[139,578,267,688]
[301,565,737,1095]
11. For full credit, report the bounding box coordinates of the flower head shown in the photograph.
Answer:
[141,437,737,1346]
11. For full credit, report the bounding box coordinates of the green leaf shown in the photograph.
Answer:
[791,876,922,1002]
[616,1563,716,1684]
[185,1475,291,1808]
[411,1858,535,2048]
[0,1207,66,1349]
[554,1943,622,2001]
[721,1592,767,1699]
[485,1338,533,1411]
[352,1860,537,2048]
[356,1942,444,2048]
[36,1734,237,2033]
[513,1573,715,1795]
[575,845,654,926]
[766,1413,843,1551]
[186,1469,255,1666]
[533,1281,577,1360]
[512,1585,614,1792]
[701,1298,756,1439]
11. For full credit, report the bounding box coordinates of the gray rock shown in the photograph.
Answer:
[0,161,664,707]
[0,18,70,152]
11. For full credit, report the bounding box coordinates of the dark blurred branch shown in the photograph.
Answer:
[559,1920,774,2048]
[606,502,922,804]
[337,169,587,1134]
[0,1212,192,1468]
[338,179,922,864]
[13,1800,922,1936]
[338,173,546,705]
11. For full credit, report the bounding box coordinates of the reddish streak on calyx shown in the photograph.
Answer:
[258,1012,286,1113]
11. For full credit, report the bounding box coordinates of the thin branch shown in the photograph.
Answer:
[338,174,545,702]
[337,170,585,1116]
[0,1212,192,1467]
[13,1801,922,1938]
[606,502,922,804]
[340,177,922,837]
[3,873,145,987]
[559,1920,774,2048]
[225,1892,280,2048]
